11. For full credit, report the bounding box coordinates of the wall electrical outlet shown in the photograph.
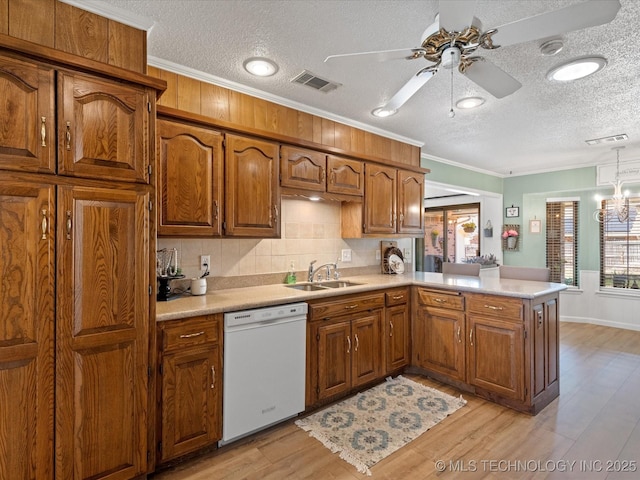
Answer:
[403,248,412,262]
[200,255,210,271]
[341,249,352,262]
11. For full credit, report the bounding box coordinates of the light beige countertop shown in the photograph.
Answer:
[156,272,568,321]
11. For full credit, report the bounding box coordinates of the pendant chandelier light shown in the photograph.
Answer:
[594,146,629,223]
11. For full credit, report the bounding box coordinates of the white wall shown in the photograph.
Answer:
[158,198,414,280]
[560,270,640,331]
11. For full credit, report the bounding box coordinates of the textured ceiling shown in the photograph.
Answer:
[92,0,640,177]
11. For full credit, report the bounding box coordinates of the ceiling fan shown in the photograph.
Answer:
[324,0,621,114]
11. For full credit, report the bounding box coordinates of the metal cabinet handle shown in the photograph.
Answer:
[65,210,72,239]
[484,304,503,311]
[389,320,394,337]
[330,170,335,184]
[346,335,351,354]
[41,209,48,240]
[213,200,219,220]
[179,331,205,339]
[469,328,474,346]
[392,295,404,301]
[433,298,446,303]
[344,304,358,310]
[321,168,326,182]
[354,334,359,352]
[41,117,46,147]
[211,366,215,389]
[273,205,279,222]
[65,122,71,150]
[457,326,461,343]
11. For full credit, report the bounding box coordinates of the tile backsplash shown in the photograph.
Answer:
[158,198,413,281]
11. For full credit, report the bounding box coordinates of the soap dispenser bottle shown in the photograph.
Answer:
[286,261,297,284]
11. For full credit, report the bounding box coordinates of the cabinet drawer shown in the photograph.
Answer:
[385,288,408,306]
[309,292,384,321]
[467,294,523,320]
[416,289,464,311]
[162,315,220,351]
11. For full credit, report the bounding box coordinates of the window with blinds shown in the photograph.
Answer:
[546,200,579,286]
[599,196,640,290]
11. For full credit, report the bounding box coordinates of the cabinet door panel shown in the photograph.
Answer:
[0,54,55,173]
[58,71,149,183]
[158,119,223,236]
[0,179,54,480]
[416,306,465,382]
[468,315,524,400]
[326,156,363,196]
[317,321,351,400]
[56,185,149,480]
[364,164,396,234]
[280,146,326,192]
[225,134,280,237]
[351,312,383,387]
[385,304,410,373]
[397,170,424,234]
[161,345,220,461]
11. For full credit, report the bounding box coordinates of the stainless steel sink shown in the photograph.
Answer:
[285,280,362,291]
[285,283,328,291]
[318,280,362,288]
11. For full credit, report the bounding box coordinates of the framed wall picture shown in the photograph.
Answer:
[506,206,520,218]
[530,219,542,234]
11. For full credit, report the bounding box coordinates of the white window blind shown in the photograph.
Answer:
[546,200,579,286]
[599,196,640,290]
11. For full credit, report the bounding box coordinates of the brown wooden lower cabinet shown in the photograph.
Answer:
[157,314,222,463]
[411,287,560,414]
[384,288,410,373]
[307,292,385,406]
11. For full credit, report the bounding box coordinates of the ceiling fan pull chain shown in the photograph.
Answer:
[448,50,455,119]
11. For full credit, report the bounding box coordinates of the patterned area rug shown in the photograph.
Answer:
[295,376,466,476]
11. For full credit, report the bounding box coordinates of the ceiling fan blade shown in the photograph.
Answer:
[489,0,621,48]
[383,68,436,111]
[324,48,424,63]
[463,59,521,98]
[438,0,477,32]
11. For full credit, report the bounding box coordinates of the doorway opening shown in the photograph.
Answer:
[419,203,480,272]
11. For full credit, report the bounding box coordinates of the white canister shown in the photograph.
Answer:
[190,277,207,296]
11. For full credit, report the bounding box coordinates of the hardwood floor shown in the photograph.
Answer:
[151,322,640,479]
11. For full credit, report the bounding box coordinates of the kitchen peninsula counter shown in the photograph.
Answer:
[156,272,567,321]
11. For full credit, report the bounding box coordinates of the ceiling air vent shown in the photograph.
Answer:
[585,134,628,146]
[291,70,341,93]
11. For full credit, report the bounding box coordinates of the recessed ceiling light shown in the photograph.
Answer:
[455,97,485,109]
[243,57,279,77]
[372,107,397,118]
[539,38,564,56]
[546,56,607,82]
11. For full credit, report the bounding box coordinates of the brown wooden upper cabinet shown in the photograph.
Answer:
[0,53,56,174]
[280,146,364,197]
[225,134,280,237]
[343,164,424,237]
[157,118,224,236]
[58,70,151,183]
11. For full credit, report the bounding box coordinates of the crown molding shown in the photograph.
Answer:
[60,0,156,31]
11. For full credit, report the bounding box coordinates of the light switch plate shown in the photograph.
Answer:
[341,249,352,262]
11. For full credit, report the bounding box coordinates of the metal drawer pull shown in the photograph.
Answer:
[389,320,394,337]
[41,209,48,240]
[179,331,205,338]
[65,210,72,239]
[344,304,358,310]
[392,295,404,300]
[65,122,71,150]
[346,335,351,354]
[354,334,359,352]
[484,304,503,311]
[41,117,46,147]
[211,366,215,389]
[457,326,461,343]
[433,298,446,303]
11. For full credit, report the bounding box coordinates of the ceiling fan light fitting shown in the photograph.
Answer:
[456,97,485,109]
[539,39,564,56]
[546,56,606,82]
[243,57,279,77]
[372,107,397,118]
[441,47,461,69]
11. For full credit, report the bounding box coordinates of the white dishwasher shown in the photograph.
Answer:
[221,302,307,446]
